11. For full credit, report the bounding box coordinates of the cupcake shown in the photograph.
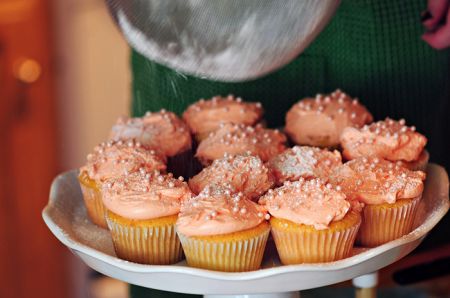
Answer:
[78,139,167,228]
[340,118,428,171]
[285,89,373,147]
[183,95,264,141]
[102,170,192,264]
[267,146,342,185]
[196,123,287,165]
[176,186,271,272]
[109,109,193,177]
[259,178,361,264]
[330,157,426,247]
[189,154,275,201]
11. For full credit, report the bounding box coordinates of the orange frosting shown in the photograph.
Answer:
[80,139,167,181]
[329,157,426,205]
[176,186,269,236]
[101,170,192,220]
[285,89,373,147]
[183,95,263,135]
[267,146,342,185]
[196,123,287,164]
[189,154,275,200]
[259,178,351,230]
[340,118,427,162]
[109,110,192,157]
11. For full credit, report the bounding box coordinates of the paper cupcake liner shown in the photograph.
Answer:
[357,196,421,247]
[79,180,108,229]
[271,215,360,264]
[106,212,183,265]
[177,223,270,272]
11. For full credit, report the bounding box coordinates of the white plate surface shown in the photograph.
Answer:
[43,164,449,295]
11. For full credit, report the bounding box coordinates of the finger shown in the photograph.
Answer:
[423,0,449,30]
[422,7,450,49]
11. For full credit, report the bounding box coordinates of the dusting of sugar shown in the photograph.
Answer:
[267,146,341,184]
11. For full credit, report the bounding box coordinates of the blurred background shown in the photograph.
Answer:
[0,0,128,297]
[0,1,448,298]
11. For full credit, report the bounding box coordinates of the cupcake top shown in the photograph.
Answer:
[176,186,269,236]
[183,95,263,135]
[340,118,427,162]
[329,157,426,205]
[188,154,275,200]
[80,139,167,181]
[109,110,192,157]
[196,123,287,163]
[285,89,373,147]
[267,146,342,185]
[101,170,192,220]
[259,178,351,230]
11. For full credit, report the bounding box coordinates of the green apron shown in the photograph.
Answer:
[129,0,449,296]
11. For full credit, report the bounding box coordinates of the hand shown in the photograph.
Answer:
[422,0,450,49]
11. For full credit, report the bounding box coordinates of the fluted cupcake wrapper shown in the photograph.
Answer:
[271,222,360,264]
[177,226,270,272]
[106,212,183,265]
[79,183,108,229]
[357,196,421,247]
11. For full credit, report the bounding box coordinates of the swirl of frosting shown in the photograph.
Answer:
[259,178,351,230]
[109,110,192,157]
[183,95,263,136]
[340,118,427,162]
[285,89,373,147]
[329,157,426,205]
[196,123,286,164]
[80,139,167,181]
[101,170,192,220]
[177,186,269,236]
[189,154,274,200]
[267,146,342,185]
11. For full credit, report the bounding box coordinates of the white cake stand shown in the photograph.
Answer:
[42,164,449,298]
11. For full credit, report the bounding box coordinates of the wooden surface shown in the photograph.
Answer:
[0,1,70,297]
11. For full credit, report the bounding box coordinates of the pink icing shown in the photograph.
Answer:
[259,178,351,230]
[196,123,287,163]
[109,110,192,157]
[285,89,373,147]
[188,154,274,200]
[340,118,427,162]
[80,139,167,181]
[329,157,426,205]
[183,95,263,135]
[176,186,269,236]
[267,146,342,185]
[101,170,192,220]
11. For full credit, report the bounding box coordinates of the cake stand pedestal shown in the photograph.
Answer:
[42,165,449,297]
[204,293,299,298]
